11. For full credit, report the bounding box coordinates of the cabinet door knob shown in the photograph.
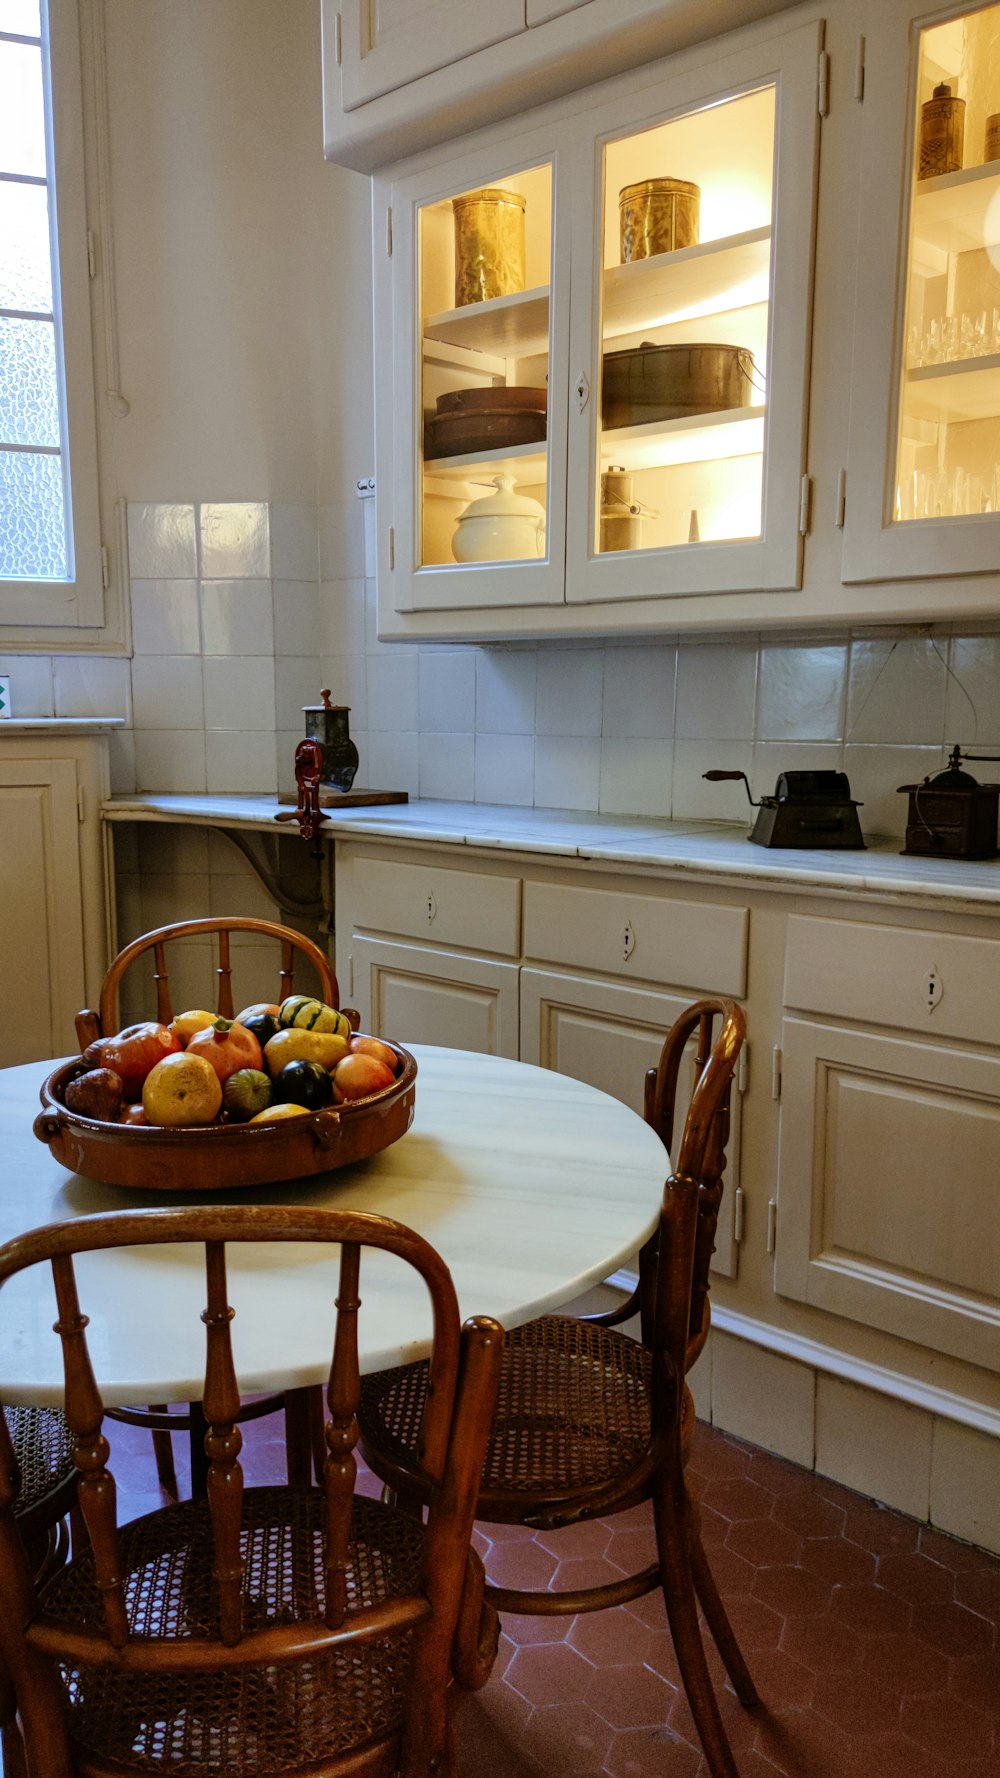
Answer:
[575,370,590,412]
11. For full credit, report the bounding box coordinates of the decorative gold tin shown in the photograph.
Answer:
[618,177,700,263]
[986,112,1000,163]
[918,82,965,180]
[452,187,526,307]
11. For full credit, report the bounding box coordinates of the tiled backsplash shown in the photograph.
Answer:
[6,496,1000,838]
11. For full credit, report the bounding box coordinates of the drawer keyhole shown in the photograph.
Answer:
[622,920,636,963]
[926,966,942,1012]
[426,890,437,925]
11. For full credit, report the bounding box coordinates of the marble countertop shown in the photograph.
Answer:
[103,793,1000,913]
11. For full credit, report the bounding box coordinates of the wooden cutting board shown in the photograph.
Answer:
[276,788,409,808]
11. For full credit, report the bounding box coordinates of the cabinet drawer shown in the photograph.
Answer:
[352,858,521,956]
[784,916,1000,1047]
[522,883,748,996]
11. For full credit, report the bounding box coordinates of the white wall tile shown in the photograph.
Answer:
[476,650,537,734]
[368,654,419,731]
[269,503,318,581]
[138,874,213,931]
[205,729,278,793]
[127,503,197,579]
[672,739,753,822]
[844,744,944,839]
[274,656,322,731]
[711,1334,814,1466]
[319,500,366,580]
[946,635,1000,747]
[419,651,476,733]
[534,735,601,810]
[847,638,948,745]
[108,728,136,795]
[131,656,204,730]
[203,657,276,731]
[276,730,302,795]
[0,654,53,716]
[53,655,132,720]
[208,869,280,923]
[365,730,420,796]
[475,732,534,805]
[137,825,210,875]
[200,502,270,578]
[319,578,368,658]
[815,1375,932,1520]
[134,729,206,793]
[599,737,672,817]
[535,649,604,737]
[602,645,676,739]
[320,655,367,732]
[757,643,847,742]
[273,581,321,656]
[419,731,475,800]
[675,642,757,740]
[200,580,274,656]
[130,580,200,655]
[929,1418,1000,1555]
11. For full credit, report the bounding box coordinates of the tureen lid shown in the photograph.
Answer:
[458,475,545,521]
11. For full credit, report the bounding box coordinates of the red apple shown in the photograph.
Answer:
[348,1034,398,1074]
[332,1052,395,1102]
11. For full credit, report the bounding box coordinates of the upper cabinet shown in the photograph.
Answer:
[844,0,1000,583]
[373,19,822,637]
[338,0,525,111]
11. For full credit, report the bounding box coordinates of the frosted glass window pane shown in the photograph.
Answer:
[0,449,67,578]
[0,41,45,176]
[0,181,52,312]
[0,315,59,445]
[0,2,41,33]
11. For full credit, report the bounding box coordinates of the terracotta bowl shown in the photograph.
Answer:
[33,1045,418,1193]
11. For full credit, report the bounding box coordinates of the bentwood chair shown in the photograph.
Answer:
[1,1408,78,1777]
[358,997,758,1778]
[76,917,356,1499]
[0,1204,503,1778]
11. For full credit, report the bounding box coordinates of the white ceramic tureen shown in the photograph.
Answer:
[452,474,546,562]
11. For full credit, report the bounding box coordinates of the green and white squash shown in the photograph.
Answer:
[277,995,350,1038]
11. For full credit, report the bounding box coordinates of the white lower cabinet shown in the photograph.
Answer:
[352,935,520,1056]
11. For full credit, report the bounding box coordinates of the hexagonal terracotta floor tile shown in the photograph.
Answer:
[506,1640,595,1706]
[604,1725,703,1778]
[586,1660,676,1730]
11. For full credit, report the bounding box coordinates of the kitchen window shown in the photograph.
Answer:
[0,0,104,630]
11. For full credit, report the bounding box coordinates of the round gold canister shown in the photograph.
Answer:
[986,113,1000,163]
[619,177,700,263]
[918,82,965,180]
[452,187,526,308]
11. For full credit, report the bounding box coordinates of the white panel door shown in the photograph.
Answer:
[353,935,520,1056]
[520,968,742,1277]
[775,1016,1000,1369]
[338,0,525,110]
[0,757,85,1065]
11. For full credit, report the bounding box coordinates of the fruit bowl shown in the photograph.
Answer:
[33,1043,418,1193]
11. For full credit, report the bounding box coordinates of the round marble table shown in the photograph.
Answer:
[0,1045,667,1407]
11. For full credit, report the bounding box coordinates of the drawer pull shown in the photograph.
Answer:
[621,920,636,963]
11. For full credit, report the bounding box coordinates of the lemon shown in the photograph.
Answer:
[142,1052,223,1126]
[249,1102,311,1123]
[169,1009,216,1045]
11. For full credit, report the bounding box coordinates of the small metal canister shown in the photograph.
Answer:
[918,82,965,180]
[452,187,526,307]
[599,466,657,553]
[619,177,700,263]
[986,112,1000,163]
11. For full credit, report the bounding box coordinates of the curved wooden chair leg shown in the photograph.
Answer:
[148,1404,179,1497]
[0,1661,28,1778]
[653,1472,742,1778]
[283,1386,315,1486]
[690,1529,759,1707]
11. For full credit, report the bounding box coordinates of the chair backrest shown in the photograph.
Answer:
[644,998,745,1416]
[0,1205,503,1775]
[77,917,343,1046]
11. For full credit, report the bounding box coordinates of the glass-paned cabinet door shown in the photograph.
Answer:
[379,129,571,612]
[565,20,821,603]
[844,0,1000,582]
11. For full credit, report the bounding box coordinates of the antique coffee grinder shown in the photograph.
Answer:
[703,768,866,849]
[898,746,1000,859]
[303,690,360,792]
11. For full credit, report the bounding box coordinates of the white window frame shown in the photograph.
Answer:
[1,0,106,633]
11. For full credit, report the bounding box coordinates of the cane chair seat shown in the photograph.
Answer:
[4,1406,75,1522]
[42,1488,425,1776]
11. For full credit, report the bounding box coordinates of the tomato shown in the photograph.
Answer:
[186,1017,263,1085]
[101,1023,182,1097]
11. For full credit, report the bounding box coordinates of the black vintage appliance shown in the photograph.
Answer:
[703,769,866,849]
[898,746,1000,859]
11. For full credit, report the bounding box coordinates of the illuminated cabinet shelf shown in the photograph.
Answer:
[373,15,820,636]
[905,356,1000,423]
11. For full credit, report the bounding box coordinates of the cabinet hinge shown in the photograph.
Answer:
[386,206,393,256]
[86,228,97,280]
[818,48,830,117]
[77,784,86,823]
[100,544,110,590]
[766,1198,778,1255]
[388,525,395,570]
[347,953,353,996]
[770,1045,782,1101]
[798,474,813,536]
[334,9,342,65]
[733,1186,745,1246]
[836,467,848,529]
[854,35,865,102]
[736,1045,748,1095]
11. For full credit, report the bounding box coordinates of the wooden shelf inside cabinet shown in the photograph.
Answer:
[423,439,547,489]
[905,355,1000,423]
[601,405,765,471]
[602,227,771,340]
[912,161,1000,257]
[423,286,550,358]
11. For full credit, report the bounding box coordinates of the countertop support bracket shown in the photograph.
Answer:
[211,827,329,930]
